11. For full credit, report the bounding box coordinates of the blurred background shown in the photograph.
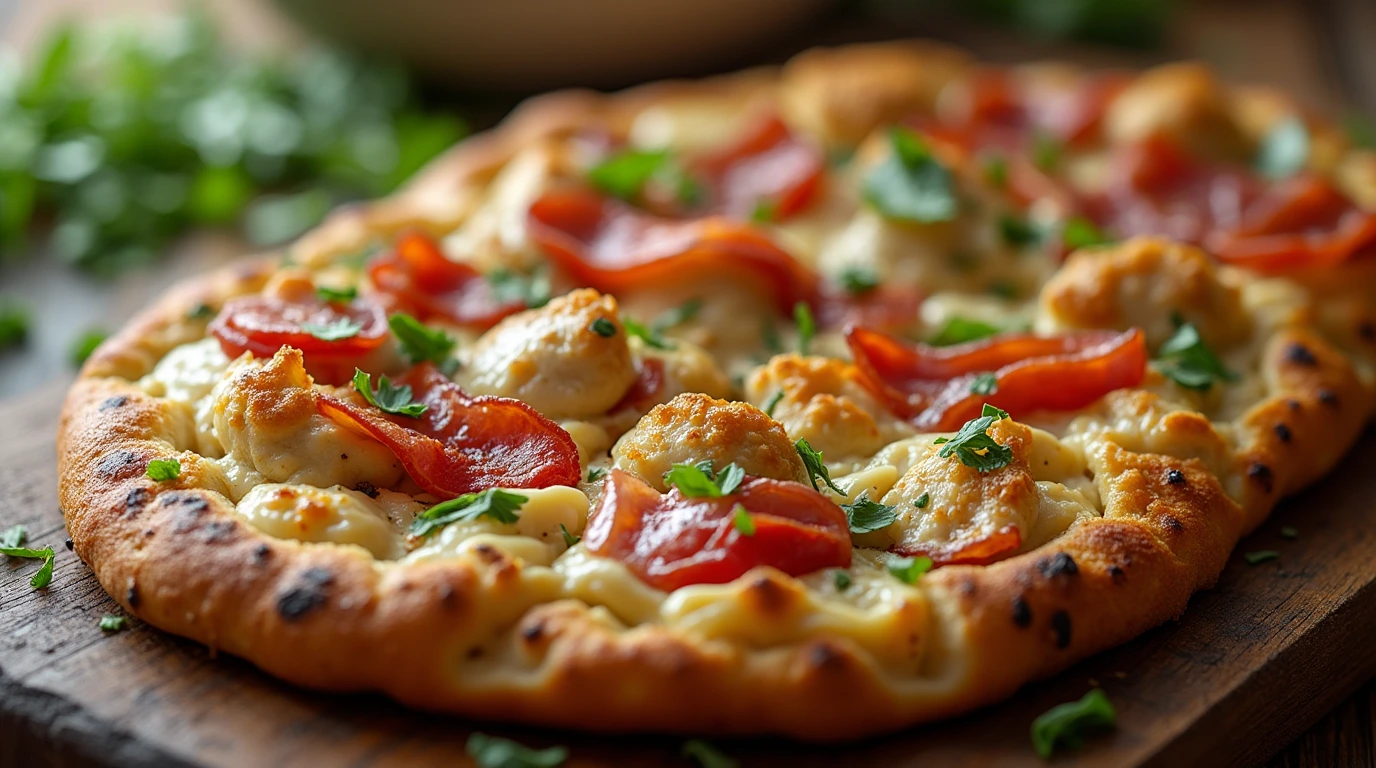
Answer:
[0,0,1372,397]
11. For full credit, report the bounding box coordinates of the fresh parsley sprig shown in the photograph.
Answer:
[1030,689,1117,759]
[863,127,958,223]
[623,317,674,350]
[315,285,358,303]
[663,460,745,498]
[888,555,934,584]
[794,438,845,495]
[465,732,567,768]
[1,528,56,589]
[389,313,458,374]
[842,493,898,534]
[302,317,362,341]
[928,316,1001,347]
[793,302,816,355]
[353,369,427,417]
[1155,320,1237,391]
[145,458,181,482]
[409,489,528,539]
[934,404,1014,472]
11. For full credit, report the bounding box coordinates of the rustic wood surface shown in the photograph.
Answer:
[2,382,1374,767]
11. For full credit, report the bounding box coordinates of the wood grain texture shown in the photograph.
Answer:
[2,384,1374,767]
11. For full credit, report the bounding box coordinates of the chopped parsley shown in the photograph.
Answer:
[1280,526,1299,540]
[914,492,931,509]
[839,267,880,295]
[69,329,108,366]
[970,372,999,395]
[488,268,551,309]
[587,148,670,200]
[1155,320,1237,391]
[465,732,568,768]
[1244,550,1280,565]
[389,313,458,374]
[763,390,785,418]
[1031,131,1062,171]
[352,369,427,418]
[842,493,898,534]
[887,555,934,584]
[732,505,756,536]
[145,458,182,482]
[652,298,702,333]
[681,739,738,768]
[982,153,1008,188]
[99,615,129,632]
[0,303,31,350]
[928,316,1001,347]
[1031,689,1117,759]
[1,524,27,549]
[589,317,617,337]
[750,199,777,223]
[301,317,361,342]
[622,317,674,350]
[187,302,215,320]
[315,285,357,303]
[794,438,845,495]
[832,569,852,591]
[1,538,56,589]
[934,404,1014,472]
[998,213,1041,247]
[663,460,744,498]
[410,489,528,539]
[586,467,607,483]
[559,524,580,548]
[1062,216,1113,250]
[863,127,959,223]
[1256,116,1309,180]
[794,301,816,355]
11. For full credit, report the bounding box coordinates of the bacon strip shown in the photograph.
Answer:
[528,188,820,313]
[695,115,826,221]
[846,327,1147,431]
[318,363,580,497]
[368,232,527,329]
[583,469,851,591]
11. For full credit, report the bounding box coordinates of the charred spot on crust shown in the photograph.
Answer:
[124,487,152,517]
[1166,469,1186,485]
[167,493,211,533]
[520,619,547,643]
[126,585,141,608]
[1318,389,1339,407]
[1273,423,1292,443]
[1107,564,1126,584]
[1284,343,1317,367]
[1012,596,1033,628]
[1359,321,1376,343]
[252,543,271,564]
[1037,552,1078,579]
[1286,399,1301,411]
[1248,462,1275,494]
[98,395,129,411]
[1051,610,1072,649]
[466,646,484,660]
[1162,515,1184,533]
[471,543,508,567]
[807,641,847,671]
[200,520,236,543]
[276,567,335,621]
[353,481,380,499]
[95,450,143,481]
[745,574,795,614]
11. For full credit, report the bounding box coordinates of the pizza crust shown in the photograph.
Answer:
[59,40,1376,739]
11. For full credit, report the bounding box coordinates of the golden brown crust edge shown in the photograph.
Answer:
[58,41,1376,740]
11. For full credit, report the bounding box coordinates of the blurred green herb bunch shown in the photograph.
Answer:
[0,9,466,276]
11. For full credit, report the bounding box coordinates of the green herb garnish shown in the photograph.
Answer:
[763,390,785,418]
[1031,689,1117,759]
[998,213,1041,247]
[842,493,898,534]
[0,525,26,549]
[970,372,999,395]
[928,316,1001,347]
[0,304,31,350]
[145,458,182,482]
[488,268,551,309]
[1280,526,1299,540]
[1256,116,1309,180]
[586,467,607,483]
[934,404,1014,472]
[352,369,427,417]
[302,317,361,341]
[794,301,816,355]
[652,298,702,333]
[1062,216,1113,250]
[559,524,581,548]
[750,199,777,223]
[794,438,845,494]
[1244,550,1280,565]
[914,492,931,509]
[839,267,881,295]
[99,615,129,632]
[465,732,567,768]
[732,505,756,536]
[589,317,617,337]
[983,153,1008,188]
[833,569,852,591]
[1,539,56,589]
[389,313,457,373]
[663,460,744,498]
[410,489,528,539]
[69,329,107,366]
[863,127,959,223]
[315,285,357,303]
[623,317,674,350]
[588,148,670,200]
[1032,131,1062,171]
[887,555,934,584]
[1155,320,1237,391]
[681,739,738,768]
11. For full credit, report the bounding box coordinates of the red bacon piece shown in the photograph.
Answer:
[695,115,826,221]
[368,232,527,329]
[317,363,580,498]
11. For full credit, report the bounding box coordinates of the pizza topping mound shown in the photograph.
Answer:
[318,362,581,497]
[846,326,1147,430]
[583,468,851,591]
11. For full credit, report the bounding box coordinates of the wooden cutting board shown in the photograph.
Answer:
[2,382,1375,767]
